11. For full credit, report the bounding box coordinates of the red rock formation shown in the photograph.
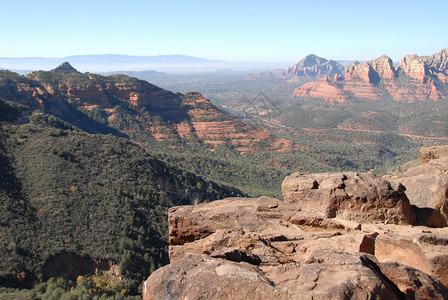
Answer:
[282,172,412,224]
[1,65,296,154]
[345,56,394,83]
[295,49,448,102]
[399,54,429,83]
[345,61,377,83]
[384,145,448,225]
[424,47,448,71]
[343,81,385,100]
[287,54,345,79]
[144,193,448,299]
[370,55,396,79]
[293,80,350,103]
[384,79,446,101]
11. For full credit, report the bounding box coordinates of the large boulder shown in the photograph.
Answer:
[375,232,448,287]
[282,172,412,225]
[379,261,448,299]
[419,145,448,164]
[385,146,448,225]
[143,252,404,300]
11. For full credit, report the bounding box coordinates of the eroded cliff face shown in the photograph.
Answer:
[424,47,448,72]
[0,64,292,153]
[287,54,345,79]
[293,79,350,103]
[144,146,448,299]
[293,48,448,102]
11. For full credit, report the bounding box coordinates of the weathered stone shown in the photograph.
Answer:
[375,232,448,287]
[399,54,429,82]
[145,173,448,299]
[143,255,285,300]
[282,172,412,224]
[379,261,448,299]
[385,146,448,226]
[419,145,448,164]
[345,61,379,83]
[143,252,405,300]
[424,47,448,72]
[369,55,396,80]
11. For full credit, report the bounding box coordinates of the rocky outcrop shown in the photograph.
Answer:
[294,48,448,102]
[145,252,405,300]
[144,195,448,299]
[0,66,294,153]
[379,260,448,299]
[345,61,379,83]
[370,55,397,80]
[424,47,448,72]
[51,62,81,74]
[282,172,412,224]
[399,54,429,82]
[345,56,395,83]
[293,80,350,103]
[419,145,448,163]
[287,54,345,79]
[385,146,448,225]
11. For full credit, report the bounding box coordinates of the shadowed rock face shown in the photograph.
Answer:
[144,195,448,299]
[385,146,448,228]
[424,48,448,71]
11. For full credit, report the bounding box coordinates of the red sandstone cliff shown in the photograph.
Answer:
[293,48,448,102]
[0,63,293,153]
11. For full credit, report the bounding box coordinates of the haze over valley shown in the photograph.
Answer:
[2,0,448,299]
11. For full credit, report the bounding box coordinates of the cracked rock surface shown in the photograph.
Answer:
[144,195,448,299]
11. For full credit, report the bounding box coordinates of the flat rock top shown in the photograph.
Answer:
[146,160,448,299]
[145,196,448,300]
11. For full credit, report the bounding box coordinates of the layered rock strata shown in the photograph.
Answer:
[0,63,293,152]
[293,48,448,102]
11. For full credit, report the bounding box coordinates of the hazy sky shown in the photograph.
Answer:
[1,0,447,62]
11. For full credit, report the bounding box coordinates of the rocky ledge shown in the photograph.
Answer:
[143,148,448,299]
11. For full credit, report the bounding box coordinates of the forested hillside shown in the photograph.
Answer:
[0,99,242,297]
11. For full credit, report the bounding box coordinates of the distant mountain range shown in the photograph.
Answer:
[0,54,292,73]
[246,47,448,102]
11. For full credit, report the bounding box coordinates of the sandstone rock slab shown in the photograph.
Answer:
[282,172,412,224]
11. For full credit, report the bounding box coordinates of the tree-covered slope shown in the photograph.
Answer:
[0,102,242,296]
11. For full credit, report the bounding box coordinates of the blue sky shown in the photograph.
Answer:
[1,0,447,62]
